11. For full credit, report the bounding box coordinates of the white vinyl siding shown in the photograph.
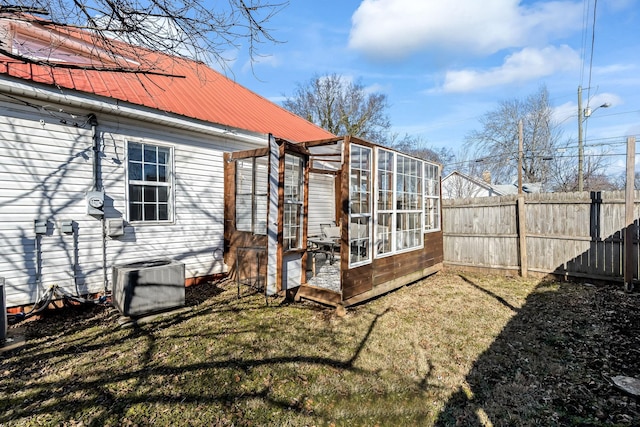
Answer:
[307,172,335,237]
[0,102,99,306]
[102,119,259,286]
[0,95,264,307]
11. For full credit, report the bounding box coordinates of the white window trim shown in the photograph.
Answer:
[235,156,268,235]
[348,144,373,268]
[424,162,441,233]
[125,139,175,225]
[393,153,424,254]
[374,148,395,258]
[283,153,305,251]
[373,148,428,259]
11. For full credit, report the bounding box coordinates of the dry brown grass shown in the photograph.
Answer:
[1,270,638,426]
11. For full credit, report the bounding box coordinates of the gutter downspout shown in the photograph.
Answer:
[88,114,108,294]
[88,114,99,192]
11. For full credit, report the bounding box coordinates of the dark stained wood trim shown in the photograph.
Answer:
[335,172,342,224]
[184,273,227,288]
[301,150,310,285]
[343,263,442,307]
[347,136,376,148]
[309,167,339,175]
[223,152,268,281]
[223,152,234,267]
[295,284,342,307]
[339,136,351,282]
[311,158,342,163]
[229,147,269,160]
[276,142,285,292]
[284,140,310,156]
[302,136,344,148]
[342,263,373,300]
[309,153,342,158]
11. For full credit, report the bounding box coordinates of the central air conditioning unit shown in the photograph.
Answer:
[112,260,185,317]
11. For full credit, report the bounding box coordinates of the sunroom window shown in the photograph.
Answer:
[376,149,394,256]
[424,163,441,231]
[127,142,172,222]
[283,154,304,251]
[349,144,372,266]
[235,156,268,235]
[395,154,423,251]
[374,148,426,257]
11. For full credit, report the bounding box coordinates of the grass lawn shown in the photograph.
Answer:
[1,269,639,426]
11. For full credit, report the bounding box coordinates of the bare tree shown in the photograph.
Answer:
[465,86,559,187]
[385,133,454,165]
[0,1,287,71]
[546,143,620,192]
[282,73,391,143]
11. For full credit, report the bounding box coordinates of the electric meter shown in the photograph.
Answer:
[86,191,105,216]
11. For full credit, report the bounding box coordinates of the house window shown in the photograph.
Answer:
[349,144,372,266]
[283,154,304,251]
[424,163,441,231]
[395,154,423,251]
[236,156,268,235]
[127,142,172,222]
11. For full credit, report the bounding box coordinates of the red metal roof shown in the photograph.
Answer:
[0,16,335,142]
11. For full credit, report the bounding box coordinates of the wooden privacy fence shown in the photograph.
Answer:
[442,191,640,282]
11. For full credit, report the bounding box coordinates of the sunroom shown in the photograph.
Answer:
[224,135,443,309]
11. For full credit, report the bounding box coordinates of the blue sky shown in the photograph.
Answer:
[230,0,640,173]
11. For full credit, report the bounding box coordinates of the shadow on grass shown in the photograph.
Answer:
[458,274,519,313]
[436,276,640,426]
[0,286,397,425]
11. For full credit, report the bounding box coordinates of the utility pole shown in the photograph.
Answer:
[578,85,584,192]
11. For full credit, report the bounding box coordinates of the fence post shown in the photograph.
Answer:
[517,195,528,278]
[624,136,636,292]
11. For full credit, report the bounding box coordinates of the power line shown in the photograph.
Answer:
[579,0,590,84]
[585,0,599,111]
[445,135,640,168]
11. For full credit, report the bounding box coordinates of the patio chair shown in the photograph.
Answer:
[320,223,341,240]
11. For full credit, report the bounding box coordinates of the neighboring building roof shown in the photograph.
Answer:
[443,170,542,198]
[491,183,542,195]
[443,170,494,191]
[442,170,502,198]
[0,15,335,143]
[490,184,517,196]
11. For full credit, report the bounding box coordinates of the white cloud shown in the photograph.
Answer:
[554,92,623,124]
[348,0,582,59]
[241,54,280,73]
[594,63,637,75]
[363,82,386,94]
[438,45,580,93]
[553,101,577,125]
[584,92,622,111]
